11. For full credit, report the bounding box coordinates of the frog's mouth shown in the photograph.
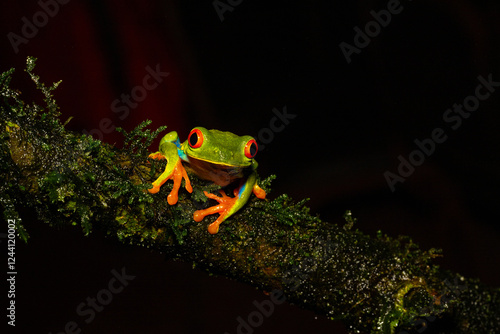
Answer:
[185,156,249,187]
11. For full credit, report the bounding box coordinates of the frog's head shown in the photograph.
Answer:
[183,127,258,167]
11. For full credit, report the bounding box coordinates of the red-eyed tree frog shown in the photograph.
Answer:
[148,127,266,234]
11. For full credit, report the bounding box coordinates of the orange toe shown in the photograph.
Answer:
[148,184,160,194]
[208,220,222,234]
[253,184,266,199]
[167,192,178,205]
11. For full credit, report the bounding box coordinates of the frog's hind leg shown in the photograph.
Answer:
[194,172,265,234]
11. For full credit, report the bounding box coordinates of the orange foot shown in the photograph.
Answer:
[193,190,238,234]
[252,184,266,199]
[148,159,192,205]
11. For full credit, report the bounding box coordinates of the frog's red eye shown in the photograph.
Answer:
[188,128,204,148]
[244,139,258,159]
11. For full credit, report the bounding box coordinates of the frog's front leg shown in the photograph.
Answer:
[193,172,266,234]
[148,131,192,205]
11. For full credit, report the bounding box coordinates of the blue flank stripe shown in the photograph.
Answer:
[238,182,247,197]
[172,138,188,161]
[175,138,188,161]
[174,138,182,148]
[178,148,187,162]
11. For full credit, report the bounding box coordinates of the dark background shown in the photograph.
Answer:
[1,0,500,333]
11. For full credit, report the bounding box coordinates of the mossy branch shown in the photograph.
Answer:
[1,58,499,333]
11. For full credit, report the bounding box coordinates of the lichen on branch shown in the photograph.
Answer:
[1,57,499,333]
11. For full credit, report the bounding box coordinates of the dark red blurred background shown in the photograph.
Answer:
[2,1,500,333]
